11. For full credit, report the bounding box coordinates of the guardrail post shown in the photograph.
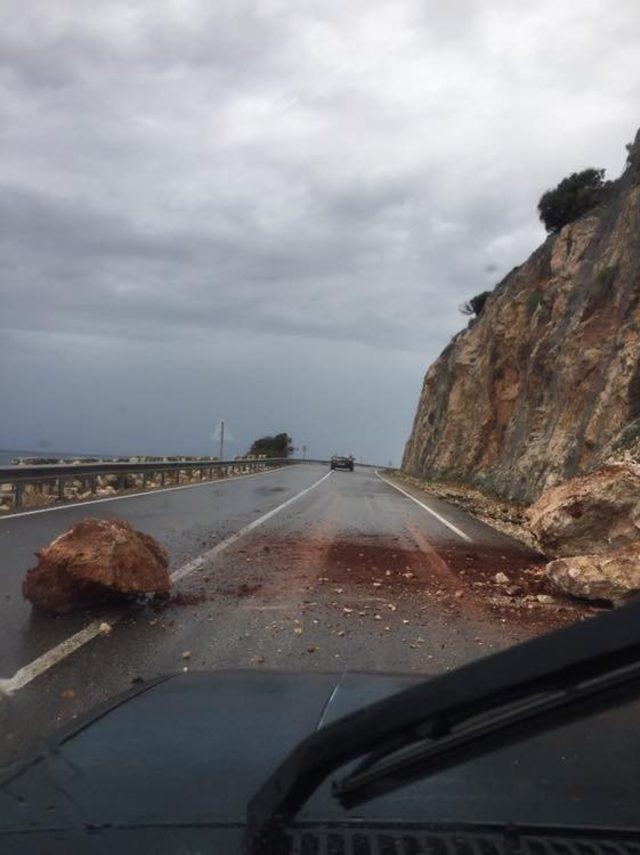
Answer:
[90,475,97,496]
[15,482,23,510]
[160,470,165,487]
[58,476,65,502]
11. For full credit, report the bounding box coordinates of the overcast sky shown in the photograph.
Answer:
[1,1,639,463]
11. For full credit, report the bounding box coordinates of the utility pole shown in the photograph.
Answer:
[211,420,233,460]
[302,444,307,460]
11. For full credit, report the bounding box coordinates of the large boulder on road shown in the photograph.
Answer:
[23,518,170,613]
[546,547,640,604]
[527,463,640,558]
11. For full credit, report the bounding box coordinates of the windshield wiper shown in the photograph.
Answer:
[246,599,640,851]
[335,652,640,807]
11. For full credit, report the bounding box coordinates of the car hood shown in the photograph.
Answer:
[2,668,640,833]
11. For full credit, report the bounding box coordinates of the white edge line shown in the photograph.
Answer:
[0,465,291,521]
[375,470,472,543]
[0,469,333,695]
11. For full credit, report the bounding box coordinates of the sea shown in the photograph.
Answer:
[0,449,113,465]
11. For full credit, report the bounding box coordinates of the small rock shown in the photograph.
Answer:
[181,650,191,659]
[60,689,75,700]
[494,572,510,585]
[307,646,317,653]
[536,593,556,604]
[98,621,112,635]
[454,590,464,598]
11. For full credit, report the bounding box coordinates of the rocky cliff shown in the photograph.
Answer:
[403,128,640,504]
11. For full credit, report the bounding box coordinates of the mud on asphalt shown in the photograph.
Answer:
[163,531,599,635]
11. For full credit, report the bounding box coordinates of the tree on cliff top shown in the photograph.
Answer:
[249,432,293,458]
[460,290,491,317]
[538,168,609,233]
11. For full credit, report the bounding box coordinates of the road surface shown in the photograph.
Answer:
[0,464,583,762]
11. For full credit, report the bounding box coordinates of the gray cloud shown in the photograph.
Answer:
[2,0,640,461]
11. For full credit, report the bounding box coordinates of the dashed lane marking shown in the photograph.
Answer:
[169,471,333,584]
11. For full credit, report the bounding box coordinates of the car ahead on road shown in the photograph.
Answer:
[330,455,354,470]
[3,601,640,853]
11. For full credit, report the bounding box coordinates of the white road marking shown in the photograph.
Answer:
[170,470,333,584]
[375,470,472,543]
[0,620,109,695]
[0,465,289,521]
[0,470,333,695]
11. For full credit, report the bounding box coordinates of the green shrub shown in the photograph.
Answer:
[595,264,618,289]
[460,290,491,317]
[526,292,543,315]
[538,168,609,233]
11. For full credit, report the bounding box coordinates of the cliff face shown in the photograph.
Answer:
[403,129,640,504]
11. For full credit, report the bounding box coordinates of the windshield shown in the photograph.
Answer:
[2,0,640,844]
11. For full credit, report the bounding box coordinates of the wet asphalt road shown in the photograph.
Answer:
[0,464,571,762]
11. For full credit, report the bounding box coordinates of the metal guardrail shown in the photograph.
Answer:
[0,457,294,511]
[0,457,388,512]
